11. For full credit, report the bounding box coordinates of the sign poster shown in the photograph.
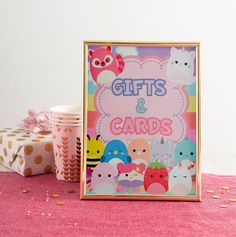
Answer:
[81,42,200,201]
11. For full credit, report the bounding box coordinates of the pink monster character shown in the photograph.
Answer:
[117,162,146,194]
[89,46,124,85]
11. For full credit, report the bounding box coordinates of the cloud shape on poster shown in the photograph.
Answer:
[96,57,188,143]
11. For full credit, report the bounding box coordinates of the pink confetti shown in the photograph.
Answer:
[74,223,77,226]
[41,213,45,216]
[48,213,51,217]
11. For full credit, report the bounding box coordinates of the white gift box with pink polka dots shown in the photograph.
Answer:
[0,128,55,176]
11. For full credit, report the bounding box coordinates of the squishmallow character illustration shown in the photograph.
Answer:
[127,138,151,165]
[144,161,168,195]
[86,134,105,171]
[86,167,93,192]
[89,46,124,85]
[117,162,146,193]
[166,47,196,85]
[91,163,118,194]
[151,138,175,171]
[168,161,192,195]
[101,140,132,168]
[179,159,196,176]
[174,137,196,165]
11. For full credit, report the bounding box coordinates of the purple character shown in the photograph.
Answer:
[91,163,118,194]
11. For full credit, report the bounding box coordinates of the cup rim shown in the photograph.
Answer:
[50,105,82,115]
[49,117,82,124]
[50,112,82,118]
[50,121,82,127]
[49,114,81,120]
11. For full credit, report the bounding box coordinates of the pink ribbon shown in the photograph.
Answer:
[20,109,51,134]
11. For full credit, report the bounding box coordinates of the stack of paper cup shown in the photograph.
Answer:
[49,105,82,182]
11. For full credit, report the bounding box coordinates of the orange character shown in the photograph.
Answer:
[127,138,151,165]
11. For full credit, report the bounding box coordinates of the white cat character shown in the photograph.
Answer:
[179,159,196,176]
[168,161,192,195]
[151,138,175,171]
[166,47,196,85]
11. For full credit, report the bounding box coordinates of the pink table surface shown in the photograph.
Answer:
[0,173,235,237]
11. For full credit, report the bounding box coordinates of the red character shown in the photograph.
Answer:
[144,161,168,194]
[89,46,124,85]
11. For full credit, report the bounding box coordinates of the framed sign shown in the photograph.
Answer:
[81,41,201,201]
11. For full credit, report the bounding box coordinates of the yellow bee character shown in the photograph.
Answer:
[86,134,105,171]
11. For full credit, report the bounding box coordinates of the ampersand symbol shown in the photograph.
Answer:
[136,98,147,114]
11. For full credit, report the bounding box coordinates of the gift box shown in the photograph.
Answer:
[0,128,55,176]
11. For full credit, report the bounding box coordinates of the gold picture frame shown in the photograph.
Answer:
[81,41,201,201]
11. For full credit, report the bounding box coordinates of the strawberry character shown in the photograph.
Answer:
[144,161,168,194]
